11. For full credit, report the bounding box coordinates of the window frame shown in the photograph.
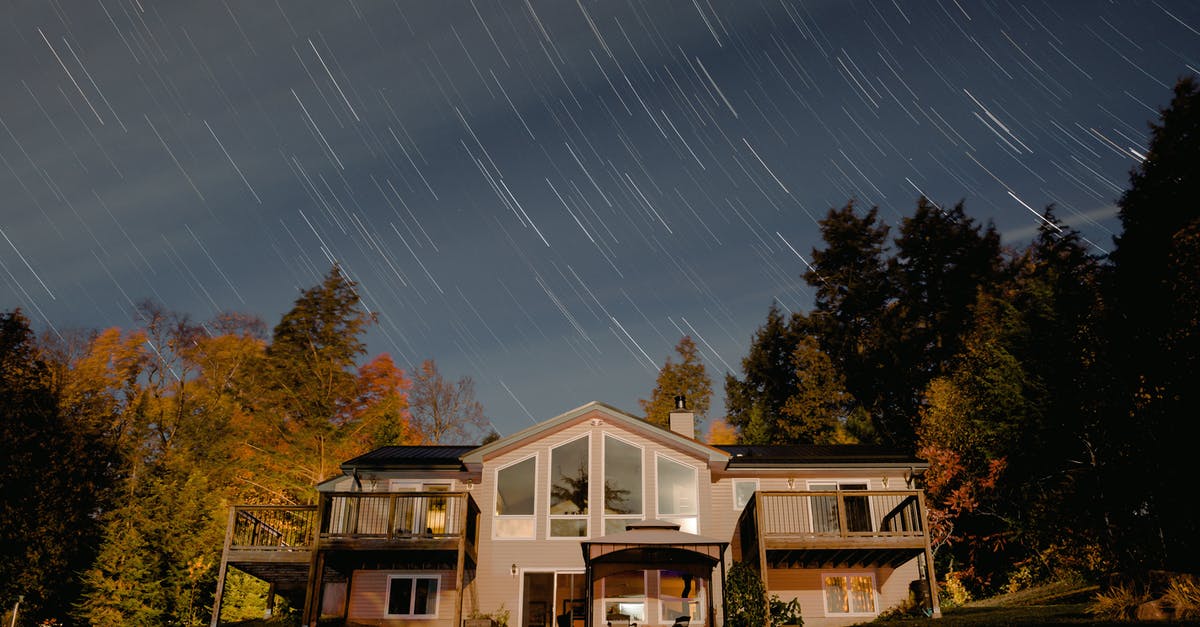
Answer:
[658,569,706,625]
[384,573,441,619]
[806,479,875,534]
[603,433,645,534]
[548,434,592,539]
[493,454,538,540]
[820,571,878,617]
[654,452,700,533]
[732,478,759,511]
[601,570,648,624]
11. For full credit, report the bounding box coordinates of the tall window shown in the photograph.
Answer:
[386,575,439,618]
[823,573,876,615]
[604,435,643,534]
[549,436,590,537]
[656,455,698,533]
[495,456,536,538]
[660,570,705,625]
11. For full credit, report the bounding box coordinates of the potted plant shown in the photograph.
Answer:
[465,603,510,627]
[769,595,803,627]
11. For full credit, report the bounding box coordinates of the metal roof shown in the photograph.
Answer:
[339,445,478,471]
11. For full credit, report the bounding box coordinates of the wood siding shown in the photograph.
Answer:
[346,569,457,627]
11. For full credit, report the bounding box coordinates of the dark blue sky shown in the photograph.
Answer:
[1,0,1196,436]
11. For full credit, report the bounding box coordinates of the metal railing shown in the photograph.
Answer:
[320,491,479,542]
[749,490,926,540]
[230,505,317,550]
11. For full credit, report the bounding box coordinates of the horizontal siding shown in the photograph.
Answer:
[767,561,921,627]
[348,569,458,627]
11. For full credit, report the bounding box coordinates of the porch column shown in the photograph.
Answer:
[584,563,594,627]
[917,491,942,617]
[719,549,728,627]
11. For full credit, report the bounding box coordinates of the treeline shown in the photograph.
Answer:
[720,78,1199,592]
[0,269,489,626]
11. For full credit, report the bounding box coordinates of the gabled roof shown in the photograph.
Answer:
[460,401,730,466]
[717,444,925,468]
[340,445,477,472]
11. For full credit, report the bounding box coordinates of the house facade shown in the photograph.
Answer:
[211,401,940,627]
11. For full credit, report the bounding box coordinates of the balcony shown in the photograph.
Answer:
[734,490,930,569]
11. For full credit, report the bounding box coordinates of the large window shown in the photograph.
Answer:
[495,456,536,538]
[604,435,643,534]
[823,573,876,615]
[386,575,439,618]
[656,455,698,533]
[549,436,590,537]
[660,570,705,625]
[603,571,646,624]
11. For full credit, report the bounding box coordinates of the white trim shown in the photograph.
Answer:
[820,571,878,617]
[384,573,441,618]
[516,569,587,627]
[493,454,538,540]
[732,478,759,510]
[603,433,645,524]
[602,570,649,624]
[548,433,592,539]
[658,569,707,625]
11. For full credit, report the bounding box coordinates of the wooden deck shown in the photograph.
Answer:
[735,489,930,569]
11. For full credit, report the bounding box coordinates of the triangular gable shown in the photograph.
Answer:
[460,401,729,469]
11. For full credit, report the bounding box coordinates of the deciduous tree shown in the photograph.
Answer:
[408,359,488,444]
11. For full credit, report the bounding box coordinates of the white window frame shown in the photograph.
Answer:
[384,573,440,618]
[548,434,592,539]
[806,479,875,534]
[493,454,538,540]
[732,478,759,511]
[654,452,700,533]
[603,433,645,534]
[820,571,878,617]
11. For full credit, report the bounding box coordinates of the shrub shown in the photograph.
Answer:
[1088,583,1149,621]
[940,571,972,608]
[725,562,768,627]
[769,595,803,626]
[1163,577,1200,619]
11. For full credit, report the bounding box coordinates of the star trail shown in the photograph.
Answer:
[1,1,1196,434]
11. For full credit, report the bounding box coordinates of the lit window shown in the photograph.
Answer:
[823,574,876,615]
[495,456,536,538]
[550,436,589,537]
[660,570,705,625]
[604,571,646,623]
[386,575,439,618]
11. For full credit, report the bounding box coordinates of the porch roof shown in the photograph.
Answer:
[580,519,728,580]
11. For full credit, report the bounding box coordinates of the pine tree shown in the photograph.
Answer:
[724,304,805,434]
[640,336,713,429]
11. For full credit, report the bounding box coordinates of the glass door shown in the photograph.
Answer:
[522,573,554,627]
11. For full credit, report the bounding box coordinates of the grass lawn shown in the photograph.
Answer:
[861,581,1200,626]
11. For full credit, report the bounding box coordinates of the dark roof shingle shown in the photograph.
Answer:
[340,445,477,471]
[716,444,922,466]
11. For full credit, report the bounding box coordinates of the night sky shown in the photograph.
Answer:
[1,1,1196,436]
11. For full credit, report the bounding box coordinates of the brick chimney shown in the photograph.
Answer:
[668,395,695,439]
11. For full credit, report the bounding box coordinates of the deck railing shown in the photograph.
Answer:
[320,491,479,543]
[749,489,926,540]
[230,505,318,550]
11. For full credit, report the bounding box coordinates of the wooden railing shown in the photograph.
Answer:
[743,489,926,542]
[320,491,479,543]
[230,505,317,550]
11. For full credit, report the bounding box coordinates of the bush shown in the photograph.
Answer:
[1163,577,1200,619]
[769,595,803,625]
[725,562,768,627]
[1088,583,1149,621]
[940,571,972,608]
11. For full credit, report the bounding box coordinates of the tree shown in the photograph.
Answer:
[705,418,739,444]
[725,304,805,434]
[804,202,892,442]
[780,335,860,445]
[408,359,488,444]
[252,265,376,500]
[1104,76,1200,572]
[640,336,712,429]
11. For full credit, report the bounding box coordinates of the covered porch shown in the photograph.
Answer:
[580,520,729,627]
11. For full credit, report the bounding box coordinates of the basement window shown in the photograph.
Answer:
[386,574,439,618]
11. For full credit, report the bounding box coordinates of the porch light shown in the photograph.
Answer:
[511,563,517,577]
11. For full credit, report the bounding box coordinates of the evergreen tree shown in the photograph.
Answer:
[781,335,860,445]
[1104,76,1200,571]
[640,336,713,429]
[725,304,805,435]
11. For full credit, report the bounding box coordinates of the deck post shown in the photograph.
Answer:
[209,506,237,627]
[302,495,327,627]
[454,495,468,627]
[916,491,942,617]
[755,493,771,623]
